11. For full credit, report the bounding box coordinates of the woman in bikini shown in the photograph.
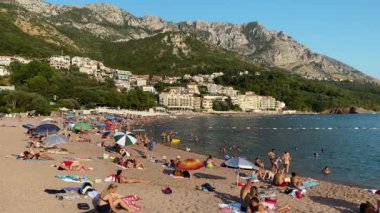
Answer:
[115,170,147,184]
[97,183,134,213]
[247,196,291,213]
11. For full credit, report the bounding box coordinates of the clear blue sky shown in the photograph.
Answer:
[45,0,380,78]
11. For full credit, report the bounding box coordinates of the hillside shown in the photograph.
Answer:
[0,0,377,82]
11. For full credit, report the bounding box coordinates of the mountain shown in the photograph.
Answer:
[0,0,377,82]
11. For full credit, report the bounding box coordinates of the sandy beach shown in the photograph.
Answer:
[0,116,378,213]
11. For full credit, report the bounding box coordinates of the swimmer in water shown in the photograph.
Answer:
[313,152,320,158]
[322,166,331,175]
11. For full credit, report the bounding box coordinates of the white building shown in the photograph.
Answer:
[49,56,71,70]
[187,83,200,95]
[113,70,131,81]
[159,87,198,111]
[0,66,9,76]
[260,96,277,110]
[0,56,12,66]
[0,85,15,91]
[142,85,156,94]
[232,92,261,112]
[136,79,147,87]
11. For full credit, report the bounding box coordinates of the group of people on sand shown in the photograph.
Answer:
[240,178,291,213]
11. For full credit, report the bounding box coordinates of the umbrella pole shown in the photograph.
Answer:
[236,168,239,186]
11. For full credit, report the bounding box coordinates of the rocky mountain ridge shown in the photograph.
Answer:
[4,0,377,82]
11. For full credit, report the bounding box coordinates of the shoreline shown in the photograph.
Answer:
[0,116,378,213]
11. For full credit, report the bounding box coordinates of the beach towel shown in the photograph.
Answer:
[104,174,116,182]
[169,174,184,179]
[218,203,244,213]
[122,195,142,211]
[299,180,319,189]
[63,187,80,193]
[367,189,380,195]
[55,175,90,183]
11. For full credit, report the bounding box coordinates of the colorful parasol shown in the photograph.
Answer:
[73,122,91,130]
[176,158,204,171]
[114,131,137,146]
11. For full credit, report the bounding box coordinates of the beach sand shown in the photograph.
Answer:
[0,117,377,213]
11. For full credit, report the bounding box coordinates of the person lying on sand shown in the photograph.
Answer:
[46,149,70,155]
[360,200,380,213]
[97,183,135,213]
[56,161,88,171]
[247,196,290,213]
[290,172,304,188]
[115,170,147,184]
[18,151,53,160]
[125,157,144,169]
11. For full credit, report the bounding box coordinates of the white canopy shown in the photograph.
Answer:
[224,157,259,170]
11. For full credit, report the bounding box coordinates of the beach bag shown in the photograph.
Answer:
[77,203,90,210]
[79,182,94,195]
[201,183,215,192]
[183,171,190,178]
[174,169,182,176]
[163,187,172,194]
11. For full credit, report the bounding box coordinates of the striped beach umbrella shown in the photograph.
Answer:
[176,158,204,171]
[114,131,137,146]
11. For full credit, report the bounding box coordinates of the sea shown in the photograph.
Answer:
[147,114,380,188]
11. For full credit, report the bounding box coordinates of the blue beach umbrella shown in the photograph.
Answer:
[95,123,107,128]
[33,124,60,135]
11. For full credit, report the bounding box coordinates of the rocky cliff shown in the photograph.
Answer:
[4,0,377,82]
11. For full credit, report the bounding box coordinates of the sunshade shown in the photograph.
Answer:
[73,122,91,131]
[33,124,60,135]
[44,134,69,145]
[224,157,259,170]
[95,123,107,128]
[223,157,259,186]
[114,131,137,146]
[176,158,204,171]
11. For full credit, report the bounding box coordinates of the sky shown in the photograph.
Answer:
[45,0,380,78]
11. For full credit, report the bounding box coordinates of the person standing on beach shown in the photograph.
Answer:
[267,149,276,172]
[282,151,291,174]
[143,133,149,158]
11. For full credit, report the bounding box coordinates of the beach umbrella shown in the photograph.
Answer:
[44,134,69,145]
[73,122,91,131]
[33,123,60,135]
[114,131,137,146]
[176,158,204,171]
[95,123,107,128]
[223,157,259,186]
[22,124,35,130]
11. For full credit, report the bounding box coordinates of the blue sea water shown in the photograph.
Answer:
[148,114,380,188]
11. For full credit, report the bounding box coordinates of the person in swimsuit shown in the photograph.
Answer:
[97,183,134,213]
[322,166,331,175]
[247,196,291,213]
[267,148,276,172]
[360,200,380,213]
[115,170,147,184]
[282,151,291,174]
[19,151,53,160]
